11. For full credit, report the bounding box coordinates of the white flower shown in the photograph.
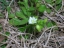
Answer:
[28,17,37,24]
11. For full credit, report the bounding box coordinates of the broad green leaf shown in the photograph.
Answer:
[7,6,11,13]
[8,13,15,18]
[46,8,51,13]
[1,44,6,48]
[0,0,9,6]
[21,7,27,15]
[27,12,31,16]
[0,13,3,16]
[0,24,2,31]
[5,32,10,36]
[20,18,28,25]
[1,4,6,10]
[21,7,31,16]
[54,27,58,30]
[18,35,22,39]
[1,0,7,5]
[36,3,41,7]
[19,26,26,32]
[24,35,29,39]
[36,25,43,32]
[24,3,29,9]
[56,0,62,4]
[37,19,44,25]
[9,18,28,26]
[43,18,48,24]
[55,4,62,10]
[33,0,39,3]
[9,18,22,25]
[46,22,53,27]
[38,5,46,12]
[15,11,26,19]
[23,0,29,9]
[18,1,25,5]
[24,0,28,3]
[0,0,4,2]
[28,7,35,11]
[2,38,7,42]
[18,1,29,9]
[0,13,4,18]
[51,21,56,25]
[46,21,56,28]
[45,0,52,3]
[26,25,34,33]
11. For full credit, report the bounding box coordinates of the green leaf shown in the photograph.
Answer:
[8,13,15,18]
[1,0,7,5]
[2,38,7,42]
[38,5,46,12]
[27,12,31,16]
[19,26,26,32]
[45,0,52,3]
[24,35,29,39]
[43,18,48,24]
[36,25,43,32]
[0,0,4,2]
[24,4,29,10]
[21,7,31,16]
[21,7,27,15]
[54,27,58,30]
[18,0,29,9]
[36,3,41,7]
[46,22,53,27]
[51,21,56,25]
[1,44,6,48]
[18,35,22,39]
[15,11,26,19]
[33,0,39,3]
[28,7,35,11]
[46,8,51,13]
[0,13,4,18]
[26,25,34,33]
[55,4,62,10]
[0,24,2,31]
[5,32,10,36]
[9,18,22,25]
[9,18,28,26]
[24,0,28,3]
[1,4,6,10]
[23,0,29,9]
[20,18,28,25]
[37,19,44,25]
[56,0,62,4]
[0,13,3,16]
[18,1,25,5]
[7,6,11,13]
